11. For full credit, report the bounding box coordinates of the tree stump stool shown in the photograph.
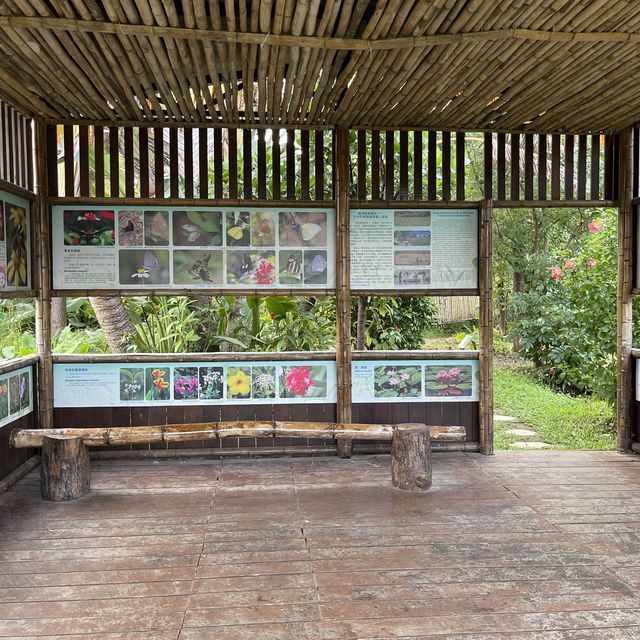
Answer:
[390,424,432,490]
[40,435,91,501]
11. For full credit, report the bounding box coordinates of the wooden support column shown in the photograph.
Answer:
[617,127,633,452]
[34,119,53,430]
[478,199,494,454]
[335,126,353,457]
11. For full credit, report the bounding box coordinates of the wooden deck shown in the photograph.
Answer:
[2,451,640,638]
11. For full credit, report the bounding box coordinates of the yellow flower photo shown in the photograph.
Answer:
[227,367,251,398]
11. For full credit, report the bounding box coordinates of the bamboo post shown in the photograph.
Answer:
[335,126,353,457]
[34,119,53,430]
[617,127,633,452]
[478,199,494,454]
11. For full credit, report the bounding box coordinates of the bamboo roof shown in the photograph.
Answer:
[1,0,640,133]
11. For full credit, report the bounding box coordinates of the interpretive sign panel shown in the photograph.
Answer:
[0,190,31,292]
[350,209,478,290]
[52,206,335,290]
[0,366,33,428]
[53,361,337,407]
[352,359,479,403]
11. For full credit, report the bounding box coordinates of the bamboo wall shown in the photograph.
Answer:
[0,99,33,194]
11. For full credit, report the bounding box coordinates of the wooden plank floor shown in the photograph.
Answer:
[2,451,640,638]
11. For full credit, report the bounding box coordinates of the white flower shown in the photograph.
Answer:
[131,268,150,279]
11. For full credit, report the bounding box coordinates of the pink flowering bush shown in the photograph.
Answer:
[512,210,621,403]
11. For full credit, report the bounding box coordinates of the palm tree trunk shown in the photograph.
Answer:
[89,296,135,352]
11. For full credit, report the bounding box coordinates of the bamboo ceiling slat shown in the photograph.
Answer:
[3,1,640,132]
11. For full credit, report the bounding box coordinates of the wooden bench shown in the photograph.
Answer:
[11,422,466,501]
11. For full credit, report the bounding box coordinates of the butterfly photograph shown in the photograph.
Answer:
[278,250,303,285]
[117,210,143,246]
[278,211,327,247]
[226,211,250,246]
[144,211,170,246]
[303,250,328,285]
[118,249,170,285]
[63,209,115,247]
[250,211,275,247]
[172,210,222,246]
[173,250,222,285]
[226,250,276,285]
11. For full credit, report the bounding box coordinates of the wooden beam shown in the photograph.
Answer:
[11,423,467,448]
[4,17,640,51]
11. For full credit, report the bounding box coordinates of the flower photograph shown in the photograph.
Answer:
[374,365,422,398]
[251,366,276,399]
[63,209,115,246]
[19,371,29,410]
[0,379,8,421]
[119,367,144,401]
[226,250,276,286]
[8,375,20,414]
[424,365,473,397]
[198,367,224,400]
[5,203,29,288]
[279,365,327,398]
[145,367,170,401]
[173,367,199,400]
[172,210,222,246]
[227,366,251,399]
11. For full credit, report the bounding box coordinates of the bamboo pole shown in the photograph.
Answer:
[34,118,53,430]
[478,198,494,455]
[617,127,633,452]
[11,422,467,448]
[334,125,353,458]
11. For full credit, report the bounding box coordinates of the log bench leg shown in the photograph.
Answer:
[40,436,91,501]
[390,425,432,490]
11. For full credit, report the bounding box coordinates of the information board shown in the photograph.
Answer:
[53,360,337,407]
[52,206,335,291]
[0,190,31,292]
[350,209,478,290]
[352,359,479,403]
[0,366,33,428]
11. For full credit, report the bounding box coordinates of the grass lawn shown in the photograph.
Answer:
[494,360,616,450]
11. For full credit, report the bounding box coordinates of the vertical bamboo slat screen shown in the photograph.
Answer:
[0,99,33,193]
[351,130,618,203]
[47,125,334,201]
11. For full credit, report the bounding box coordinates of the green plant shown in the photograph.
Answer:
[511,210,618,403]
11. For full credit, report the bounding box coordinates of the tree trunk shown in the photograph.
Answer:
[356,296,367,350]
[512,271,526,352]
[50,298,67,339]
[390,425,432,491]
[40,436,91,501]
[89,296,135,352]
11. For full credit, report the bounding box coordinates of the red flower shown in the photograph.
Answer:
[71,237,80,245]
[285,366,314,396]
[588,219,603,233]
[550,265,563,280]
[83,212,97,221]
[111,231,115,239]
[254,259,275,285]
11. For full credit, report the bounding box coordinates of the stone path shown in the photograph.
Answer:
[495,414,550,449]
